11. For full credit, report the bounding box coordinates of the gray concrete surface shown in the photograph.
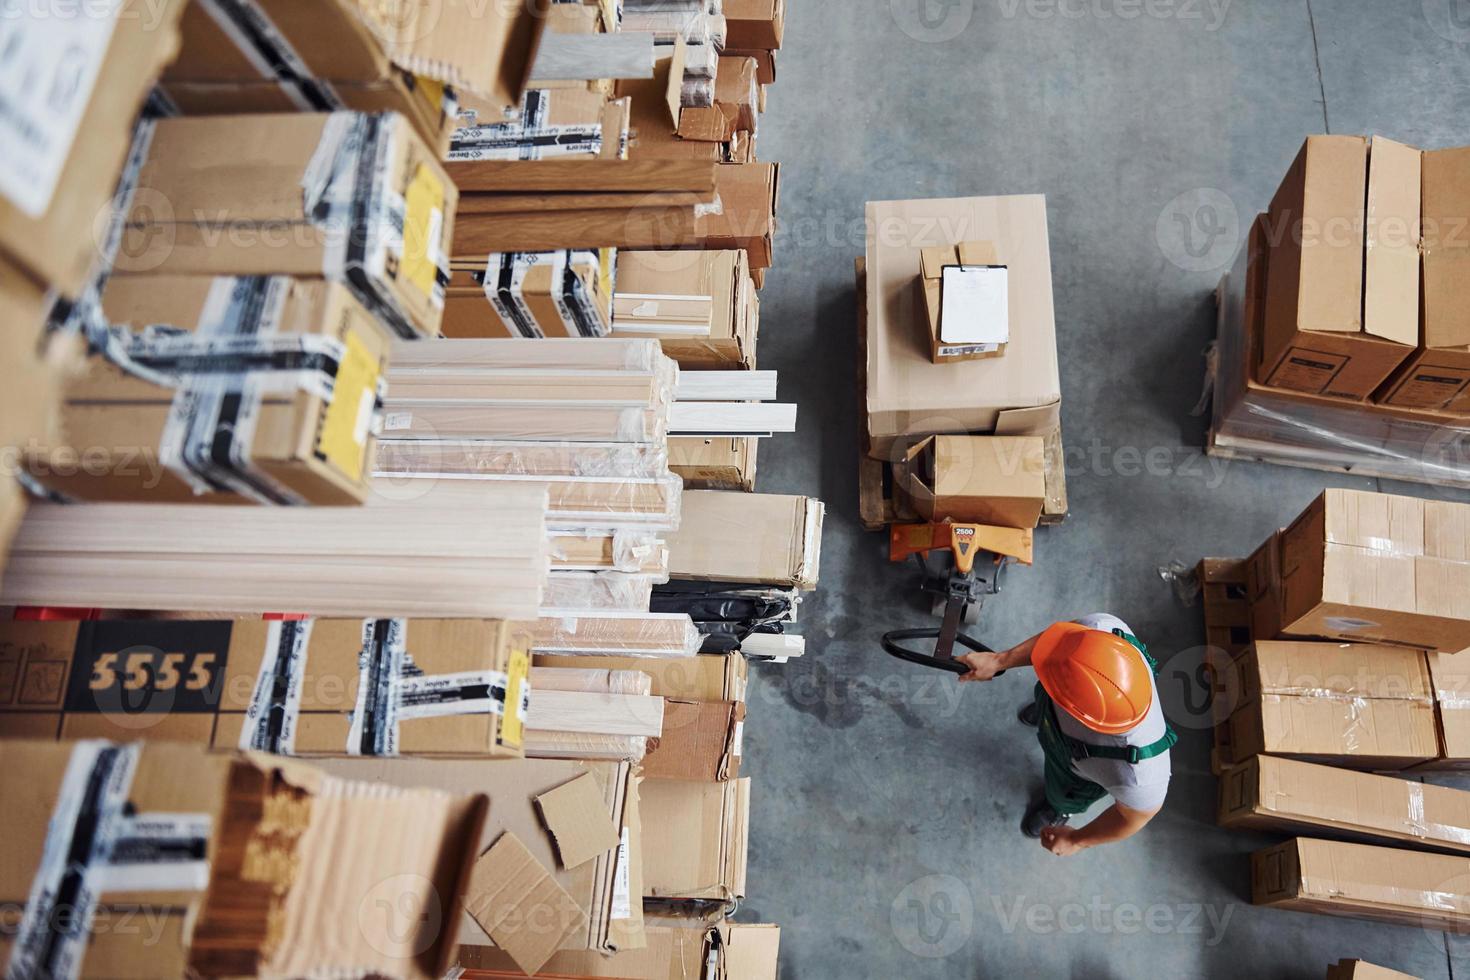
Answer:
[741,1,1470,977]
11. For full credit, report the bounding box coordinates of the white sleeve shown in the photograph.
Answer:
[1106,777,1169,813]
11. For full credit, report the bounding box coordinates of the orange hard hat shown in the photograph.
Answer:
[1033,622,1152,735]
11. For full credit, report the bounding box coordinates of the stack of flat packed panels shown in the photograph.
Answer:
[671,370,796,436]
[526,667,659,762]
[0,483,550,619]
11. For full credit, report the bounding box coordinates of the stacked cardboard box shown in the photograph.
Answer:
[1211,138,1470,489]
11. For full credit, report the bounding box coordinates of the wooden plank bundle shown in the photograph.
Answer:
[0,483,549,618]
[528,612,703,658]
[526,668,656,762]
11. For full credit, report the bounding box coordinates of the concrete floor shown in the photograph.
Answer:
[740,1,1470,977]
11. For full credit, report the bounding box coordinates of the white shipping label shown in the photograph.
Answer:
[610,827,632,920]
[0,0,126,216]
[383,411,413,431]
[940,265,1010,345]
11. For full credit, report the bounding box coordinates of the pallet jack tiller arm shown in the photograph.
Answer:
[881,522,1034,675]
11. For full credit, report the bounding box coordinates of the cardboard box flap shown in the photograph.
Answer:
[1363,136,1422,347]
[994,402,1062,436]
[464,832,590,976]
[536,773,622,869]
[718,924,780,979]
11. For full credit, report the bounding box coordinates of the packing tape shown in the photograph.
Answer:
[1299,873,1465,914]
[1269,687,1435,706]
[1405,783,1470,845]
[239,619,314,755]
[195,0,343,111]
[448,87,605,161]
[6,742,212,980]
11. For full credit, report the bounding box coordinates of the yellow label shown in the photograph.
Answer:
[501,647,530,750]
[316,331,380,483]
[599,247,615,305]
[402,162,446,301]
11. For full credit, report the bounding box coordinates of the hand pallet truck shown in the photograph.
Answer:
[880,522,1034,675]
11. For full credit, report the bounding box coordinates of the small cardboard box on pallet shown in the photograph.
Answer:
[902,435,1046,528]
[1272,489,1470,653]
[24,275,391,505]
[1219,754,1470,854]
[1260,136,1418,399]
[0,739,486,979]
[0,618,530,759]
[1253,837,1470,932]
[1213,640,1437,770]
[919,242,1009,363]
[116,112,457,341]
[0,0,188,298]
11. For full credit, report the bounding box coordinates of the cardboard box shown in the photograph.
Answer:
[1215,640,1437,770]
[310,757,644,970]
[678,57,760,143]
[728,47,777,85]
[864,195,1060,462]
[0,254,79,454]
[115,112,457,341]
[1220,754,1470,854]
[1252,837,1470,932]
[1260,136,1417,399]
[1421,652,1470,771]
[0,476,23,581]
[641,778,750,902]
[444,250,613,339]
[695,163,779,269]
[1326,961,1421,980]
[458,922,780,979]
[725,0,786,49]
[920,242,1009,362]
[614,249,758,368]
[0,618,530,758]
[668,436,758,490]
[450,86,628,162]
[1380,146,1470,413]
[666,490,824,589]
[0,739,486,979]
[23,275,391,505]
[903,435,1046,528]
[1275,489,1470,653]
[643,698,745,781]
[0,0,187,297]
[165,0,544,112]
[535,653,749,702]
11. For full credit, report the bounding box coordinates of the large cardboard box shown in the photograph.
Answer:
[0,618,529,758]
[24,275,391,505]
[0,1,187,297]
[902,435,1046,528]
[165,0,544,114]
[1219,755,1470,854]
[0,739,486,979]
[665,490,824,590]
[1253,837,1470,932]
[115,112,457,341]
[641,778,750,903]
[458,922,780,979]
[668,436,758,491]
[695,163,779,270]
[643,698,745,781]
[864,195,1060,462]
[614,249,758,368]
[1260,136,1418,399]
[310,757,644,972]
[1215,640,1437,770]
[1380,146,1470,413]
[1275,489,1470,653]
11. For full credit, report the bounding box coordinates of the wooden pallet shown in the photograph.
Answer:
[854,257,1069,532]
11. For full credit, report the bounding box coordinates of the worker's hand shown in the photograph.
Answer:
[1040,826,1084,857]
[956,651,1007,683]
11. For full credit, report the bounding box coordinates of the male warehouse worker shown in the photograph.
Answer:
[957,614,1176,856]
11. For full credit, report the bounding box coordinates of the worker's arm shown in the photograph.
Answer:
[955,629,1045,683]
[1040,803,1159,856]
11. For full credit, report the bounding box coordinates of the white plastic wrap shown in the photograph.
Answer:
[1211,229,1470,489]
[529,611,702,658]
[543,571,657,612]
[530,666,653,696]
[375,441,669,480]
